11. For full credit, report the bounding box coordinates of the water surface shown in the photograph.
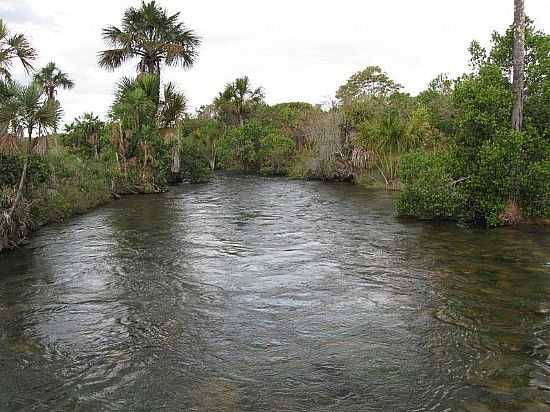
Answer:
[1,175,550,411]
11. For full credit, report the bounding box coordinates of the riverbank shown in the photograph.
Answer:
[0,151,117,253]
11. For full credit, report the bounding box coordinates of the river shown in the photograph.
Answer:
[1,175,550,411]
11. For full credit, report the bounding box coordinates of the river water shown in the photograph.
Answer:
[1,175,550,411]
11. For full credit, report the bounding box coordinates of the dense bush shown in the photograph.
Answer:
[217,120,266,171]
[0,154,50,188]
[397,150,466,221]
[398,130,550,226]
[472,130,550,225]
[63,113,108,159]
[260,133,295,175]
[178,135,211,182]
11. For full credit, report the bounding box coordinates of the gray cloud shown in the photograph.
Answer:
[0,0,54,25]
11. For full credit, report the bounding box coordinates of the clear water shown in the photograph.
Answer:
[1,175,550,411]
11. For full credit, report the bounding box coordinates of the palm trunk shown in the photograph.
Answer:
[512,0,525,131]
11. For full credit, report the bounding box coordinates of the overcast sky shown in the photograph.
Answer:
[2,0,550,123]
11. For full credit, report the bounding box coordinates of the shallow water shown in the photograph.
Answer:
[1,175,550,411]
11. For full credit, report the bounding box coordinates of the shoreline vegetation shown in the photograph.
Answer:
[2,0,550,253]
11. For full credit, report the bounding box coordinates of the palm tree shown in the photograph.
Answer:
[33,62,74,143]
[215,76,264,126]
[512,0,525,130]
[0,81,57,217]
[98,1,200,76]
[33,62,75,101]
[160,82,186,128]
[0,19,37,80]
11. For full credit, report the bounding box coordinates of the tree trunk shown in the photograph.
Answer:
[512,0,525,131]
[8,127,33,218]
[238,111,244,127]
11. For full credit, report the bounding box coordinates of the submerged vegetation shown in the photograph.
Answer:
[0,0,549,251]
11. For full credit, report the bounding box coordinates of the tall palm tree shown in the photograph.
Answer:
[512,0,525,130]
[33,62,75,101]
[98,1,200,76]
[33,62,74,141]
[0,19,37,80]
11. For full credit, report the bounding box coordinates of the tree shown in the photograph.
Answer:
[191,119,223,170]
[64,113,106,159]
[336,66,402,102]
[34,62,74,142]
[98,1,200,76]
[33,62,75,102]
[512,0,525,130]
[159,82,187,128]
[215,76,264,126]
[0,81,57,218]
[0,19,37,80]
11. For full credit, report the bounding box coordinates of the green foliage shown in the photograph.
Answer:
[63,113,107,158]
[452,64,513,152]
[399,130,550,226]
[471,130,550,225]
[0,150,115,250]
[468,19,550,134]
[260,133,296,175]
[353,92,437,188]
[255,102,318,148]
[214,76,265,126]
[178,134,211,182]
[397,151,466,220]
[160,82,187,127]
[0,19,37,79]
[336,66,402,102]
[417,74,457,137]
[29,151,114,225]
[217,120,266,170]
[33,62,74,101]
[98,0,200,74]
[0,154,50,187]
[0,80,58,138]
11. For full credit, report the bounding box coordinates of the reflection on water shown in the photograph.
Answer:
[1,175,550,411]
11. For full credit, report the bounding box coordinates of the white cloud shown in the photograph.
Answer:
[4,0,550,124]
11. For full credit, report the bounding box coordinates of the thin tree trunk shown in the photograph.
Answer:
[512,0,525,131]
[238,110,244,127]
[8,128,33,218]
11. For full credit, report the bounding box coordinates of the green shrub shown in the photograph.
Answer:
[397,150,466,221]
[179,135,211,182]
[470,129,550,225]
[399,130,550,226]
[260,133,295,175]
[217,120,267,170]
[0,154,50,188]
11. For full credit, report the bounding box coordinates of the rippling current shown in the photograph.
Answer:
[1,175,550,411]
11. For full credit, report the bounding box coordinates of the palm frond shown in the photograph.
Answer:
[160,81,186,127]
[98,48,133,71]
[6,33,37,74]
